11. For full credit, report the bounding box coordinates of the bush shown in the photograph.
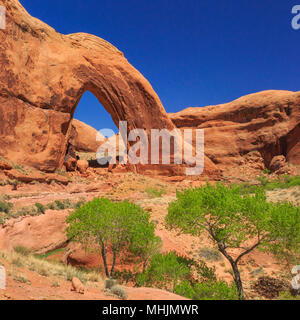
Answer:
[0,200,13,213]
[35,203,46,214]
[146,188,167,198]
[199,247,223,262]
[136,252,191,291]
[174,280,238,300]
[105,278,118,289]
[110,285,128,300]
[14,246,32,256]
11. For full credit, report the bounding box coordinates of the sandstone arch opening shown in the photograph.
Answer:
[66,90,123,169]
[73,91,118,138]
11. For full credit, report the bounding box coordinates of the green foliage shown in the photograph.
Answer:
[37,248,65,260]
[0,198,86,225]
[136,252,191,291]
[47,199,85,210]
[174,280,238,300]
[114,270,138,285]
[278,291,300,300]
[66,198,159,278]
[146,187,167,198]
[167,183,300,260]
[135,251,230,300]
[257,175,300,190]
[35,203,46,214]
[0,200,13,213]
[136,252,215,292]
[166,183,300,299]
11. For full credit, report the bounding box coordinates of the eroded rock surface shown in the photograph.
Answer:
[169,90,300,170]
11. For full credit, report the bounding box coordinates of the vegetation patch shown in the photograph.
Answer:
[166,183,300,300]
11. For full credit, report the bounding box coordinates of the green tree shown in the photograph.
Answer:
[166,183,300,300]
[66,198,159,279]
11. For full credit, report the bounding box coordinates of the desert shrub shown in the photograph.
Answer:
[35,203,46,214]
[47,199,85,211]
[174,280,238,300]
[252,276,290,299]
[13,274,30,284]
[136,252,196,291]
[0,200,13,213]
[278,291,300,300]
[254,175,300,191]
[55,169,67,176]
[114,270,138,285]
[105,278,118,289]
[199,247,223,262]
[110,285,128,300]
[14,246,32,256]
[146,187,167,198]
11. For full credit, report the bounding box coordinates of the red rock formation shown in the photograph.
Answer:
[0,210,69,254]
[0,0,217,178]
[169,90,300,170]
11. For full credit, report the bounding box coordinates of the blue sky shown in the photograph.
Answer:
[20,0,300,133]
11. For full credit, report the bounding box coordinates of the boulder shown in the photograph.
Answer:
[71,277,85,294]
[77,160,89,174]
[64,157,77,172]
[269,155,287,173]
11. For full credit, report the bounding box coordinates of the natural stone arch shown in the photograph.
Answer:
[0,0,175,171]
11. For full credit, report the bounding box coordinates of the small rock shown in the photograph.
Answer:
[71,277,85,294]
[77,160,89,174]
[269,155,286,173]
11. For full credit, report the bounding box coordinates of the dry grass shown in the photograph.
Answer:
[0,250,103,285]
[267,186,300,206]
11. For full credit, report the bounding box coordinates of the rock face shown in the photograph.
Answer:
[71,119,105,153]
[0,0,219,177]
[0,210,69,254]
[169,90,300,170]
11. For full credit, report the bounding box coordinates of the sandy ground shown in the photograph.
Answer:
[0,169,299,300]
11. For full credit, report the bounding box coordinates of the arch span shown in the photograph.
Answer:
[0,0,175,172]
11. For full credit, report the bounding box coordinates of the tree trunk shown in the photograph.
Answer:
[216,241,245,300]
[229,260,244,300]
[142,257,149,273]
[101,244,109,278]
[110,249,117,279]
